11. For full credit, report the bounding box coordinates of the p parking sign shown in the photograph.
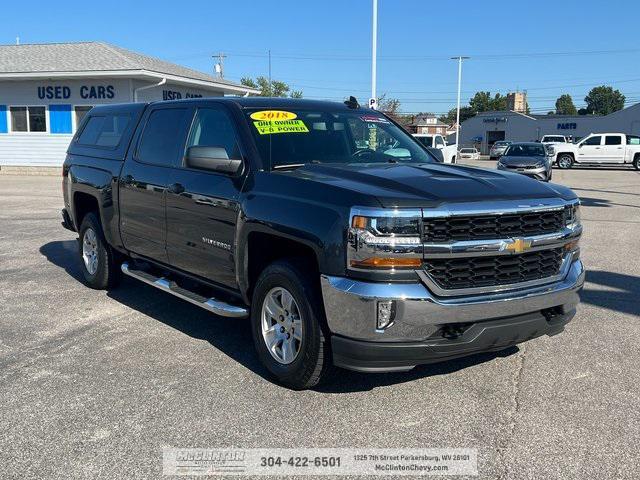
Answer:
[369,97,378,110]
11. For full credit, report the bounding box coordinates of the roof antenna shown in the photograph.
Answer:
[344,96,360,109]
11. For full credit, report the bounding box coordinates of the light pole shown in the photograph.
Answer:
[371,0,378,109]
[451,56,469,154]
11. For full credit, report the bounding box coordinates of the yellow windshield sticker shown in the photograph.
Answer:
[250,110,297,121]
[254,119,309,135]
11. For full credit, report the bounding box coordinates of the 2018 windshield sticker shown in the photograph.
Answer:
[253,119,309,135]
[250,110,297,121]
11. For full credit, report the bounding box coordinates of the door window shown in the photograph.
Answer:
[185,108,241,161]
[435,136,445,147]
[604,135,622,145]
[137,108,190,166]
[582,136,602,146]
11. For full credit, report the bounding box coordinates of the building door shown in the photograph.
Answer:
[486,131,505,154]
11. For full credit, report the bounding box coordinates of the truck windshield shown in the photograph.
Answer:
[244,108,435,169]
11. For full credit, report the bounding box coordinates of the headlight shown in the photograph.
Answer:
[564,203,581,227]
[348,209,422,269]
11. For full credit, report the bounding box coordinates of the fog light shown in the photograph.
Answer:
[377,301,396,330]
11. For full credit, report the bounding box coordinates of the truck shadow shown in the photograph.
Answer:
[580,270,640,318]
[38,240,536,392]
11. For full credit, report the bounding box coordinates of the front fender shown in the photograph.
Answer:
[235,192,347,303]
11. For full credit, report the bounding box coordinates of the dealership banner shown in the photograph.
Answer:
[162,448,478,476]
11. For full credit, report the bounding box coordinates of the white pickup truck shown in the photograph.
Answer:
[554,133,640,170]
[413,134,457,163]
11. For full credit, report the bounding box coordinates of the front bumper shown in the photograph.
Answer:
[497,164,549,180]
[321,259,584,372]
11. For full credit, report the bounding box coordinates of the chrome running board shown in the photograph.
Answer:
[121,262,248,318]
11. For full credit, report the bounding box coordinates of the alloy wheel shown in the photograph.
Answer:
[82,228,99,275]
[261,287,303,364]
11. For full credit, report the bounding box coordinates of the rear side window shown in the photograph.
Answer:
[605,135,622,145]
[627,135,640,145]
[77,114,131,147]
[137,108,190,167]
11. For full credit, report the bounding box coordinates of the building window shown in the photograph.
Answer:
[75,106,93,130]
[10,106,47,132]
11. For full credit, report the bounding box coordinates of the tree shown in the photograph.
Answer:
[240,76,302,98]
[469,91,508,112]
[555,94,577,115]
[377,94,407,124]
[584,85,625,115]
[438,106,475,126]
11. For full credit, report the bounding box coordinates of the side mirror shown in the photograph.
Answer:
[185,146,242,174]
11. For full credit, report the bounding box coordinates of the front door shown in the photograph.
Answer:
[119,105,193,263]
[577,135,603,163]
[166,106,246,289]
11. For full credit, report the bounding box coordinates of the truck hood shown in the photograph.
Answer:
[279,162,575,208]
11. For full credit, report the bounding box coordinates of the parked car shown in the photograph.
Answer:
[497,142,553,181]
[62,98,584,389]
[412,133,457,163]
[459,147,480,160]
[553,133,640,169]
[489,140,512,159]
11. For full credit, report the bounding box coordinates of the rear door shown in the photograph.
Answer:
[165,104,246,289]
[119,104,193,263]
[602,135,625,163]
[577,135,603,163]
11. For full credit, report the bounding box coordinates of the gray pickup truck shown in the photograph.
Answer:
[62,97,584,389]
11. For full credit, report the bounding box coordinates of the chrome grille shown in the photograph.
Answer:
[423,209,566,242]
[423,248,564,290]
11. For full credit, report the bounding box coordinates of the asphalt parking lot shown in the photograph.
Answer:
[1,163,639,479]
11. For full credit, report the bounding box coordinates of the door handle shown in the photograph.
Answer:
[167,183,185,194]
[122,174,134,185]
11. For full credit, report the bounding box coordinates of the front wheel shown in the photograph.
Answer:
[557,154,573,169]
[633,155,640,171]
[250,259,331,390]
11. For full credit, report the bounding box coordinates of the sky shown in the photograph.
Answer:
[4,0,640,115]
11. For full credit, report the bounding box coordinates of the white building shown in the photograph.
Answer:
[459,104,640,154]
[0,42,258,167]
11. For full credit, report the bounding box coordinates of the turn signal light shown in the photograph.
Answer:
[350,257,422,268]
[351,215,368,229]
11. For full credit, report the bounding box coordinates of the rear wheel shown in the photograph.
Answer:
[78,213,120,289]
[557,154,573,169]
[251,259,331,390]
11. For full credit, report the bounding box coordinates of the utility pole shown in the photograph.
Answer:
[268,49,272,96]
[16,36,20,45]
[213,52,227,78]
[370,0,378,109]
[451,56,469,154]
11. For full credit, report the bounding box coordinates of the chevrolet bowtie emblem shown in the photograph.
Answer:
[506,238,532,254]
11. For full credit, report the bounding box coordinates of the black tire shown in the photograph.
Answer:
[633,155,640,171]
[557,154,573,169]
[250,259,332,390]
[78,212,120,290]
